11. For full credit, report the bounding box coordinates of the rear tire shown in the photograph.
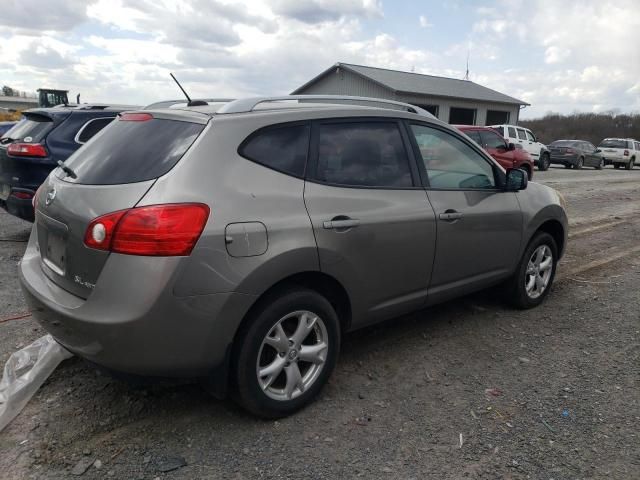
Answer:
[538,153,550,171]
[596,158,604,170]
[508,232,558,309]
[232,288,340,418]
[626,158,635,170]
[575,157,584,169]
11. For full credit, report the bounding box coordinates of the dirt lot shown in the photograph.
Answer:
[1,166,639,479]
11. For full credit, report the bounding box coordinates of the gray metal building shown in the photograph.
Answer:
[292,63,528,125]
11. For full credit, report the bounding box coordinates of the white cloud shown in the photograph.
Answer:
[419,15,432,28]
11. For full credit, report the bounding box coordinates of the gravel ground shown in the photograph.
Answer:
[0,165,639,479]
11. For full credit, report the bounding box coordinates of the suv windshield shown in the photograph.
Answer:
[0,114,53,143]
[63,115,205,185]
[599,139,628,148]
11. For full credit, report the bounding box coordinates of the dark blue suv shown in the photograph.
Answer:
[0,104,136,221]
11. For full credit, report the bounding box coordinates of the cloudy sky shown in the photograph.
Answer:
[1,0,639,118]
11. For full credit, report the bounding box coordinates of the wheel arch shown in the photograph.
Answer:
[533,219,566,258]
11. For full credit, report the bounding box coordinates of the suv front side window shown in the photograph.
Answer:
[315,121,413,188]
[410,124,496,190]
[517,129,527,140]
[525,130,536,142]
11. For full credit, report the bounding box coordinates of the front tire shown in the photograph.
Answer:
[508,232,558,309]
[596,158,604,170]
[232,288,340,418]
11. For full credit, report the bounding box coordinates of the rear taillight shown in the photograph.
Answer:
[565,148,575,154]
[84,203,210,256]
[623,149,629,156]
[7,143,48,157]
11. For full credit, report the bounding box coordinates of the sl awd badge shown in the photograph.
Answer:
[45,188,57,206]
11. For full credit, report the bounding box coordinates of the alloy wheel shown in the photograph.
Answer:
[256,310,328,401]
[525,245,553,299]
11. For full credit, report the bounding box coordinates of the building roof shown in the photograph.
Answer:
[293,62,529,106]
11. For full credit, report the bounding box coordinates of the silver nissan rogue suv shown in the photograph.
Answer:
[20,96,568,417]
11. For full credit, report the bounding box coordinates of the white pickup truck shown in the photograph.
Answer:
[597,138,640,170]
[491,124,550,171]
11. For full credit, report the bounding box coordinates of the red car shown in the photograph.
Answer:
[456,125,534,179]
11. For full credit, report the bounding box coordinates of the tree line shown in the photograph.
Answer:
[519,112,640,146]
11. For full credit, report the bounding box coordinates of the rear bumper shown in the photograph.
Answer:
[550,154,578,166]
[602,155,628,164]
[19,230,256,380]
[0,188,35,221]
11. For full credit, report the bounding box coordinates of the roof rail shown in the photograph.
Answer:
[216,95,435,117]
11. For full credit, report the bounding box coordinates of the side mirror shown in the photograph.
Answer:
[595,148,601,153]
[505,168,527,191]
[508,142,516,151]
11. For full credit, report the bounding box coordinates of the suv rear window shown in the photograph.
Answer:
[599,139,628,148]
[0,114,53,143]
[64,115,204,185]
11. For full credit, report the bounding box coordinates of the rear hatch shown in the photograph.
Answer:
[598,139,628,160]
[33,111,208,298]
[0,111,63,199]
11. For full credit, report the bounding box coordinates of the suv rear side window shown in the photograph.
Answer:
[1,114,53,143]
[75,117,115,144]
[316,122,412,188]
[64,116,204,185]
[239,124,310,177]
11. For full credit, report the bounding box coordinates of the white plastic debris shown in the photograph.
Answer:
[0,334,73,431]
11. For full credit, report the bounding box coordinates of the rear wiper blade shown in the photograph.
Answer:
[57,160,77,179]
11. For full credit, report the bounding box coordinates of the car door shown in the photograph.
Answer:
[479,130,514,170]
[406,122,522,305]
[516,128,528,150]
[584,142,599,166]
[303,119,437,327]
[524,129,539,161]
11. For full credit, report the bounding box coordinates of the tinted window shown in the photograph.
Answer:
[316,122,412,188]
[480,130,506,149]
[517,129,527,140]
[599,139,628,148]
[240,124,309,177]
[64,117,204,185]
[0,114,53,143]
[526,130,535,142]
[635,142,640,150]
[411,124,495,190]
[464,130,482,144]
[507,127,517,138]
[76,117,115,144]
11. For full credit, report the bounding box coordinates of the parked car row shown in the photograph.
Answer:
[16,95,568,418]
[0,104,136,220]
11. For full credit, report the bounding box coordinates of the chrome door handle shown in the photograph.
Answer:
[323,218,360,229]
[439,211,463,222]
